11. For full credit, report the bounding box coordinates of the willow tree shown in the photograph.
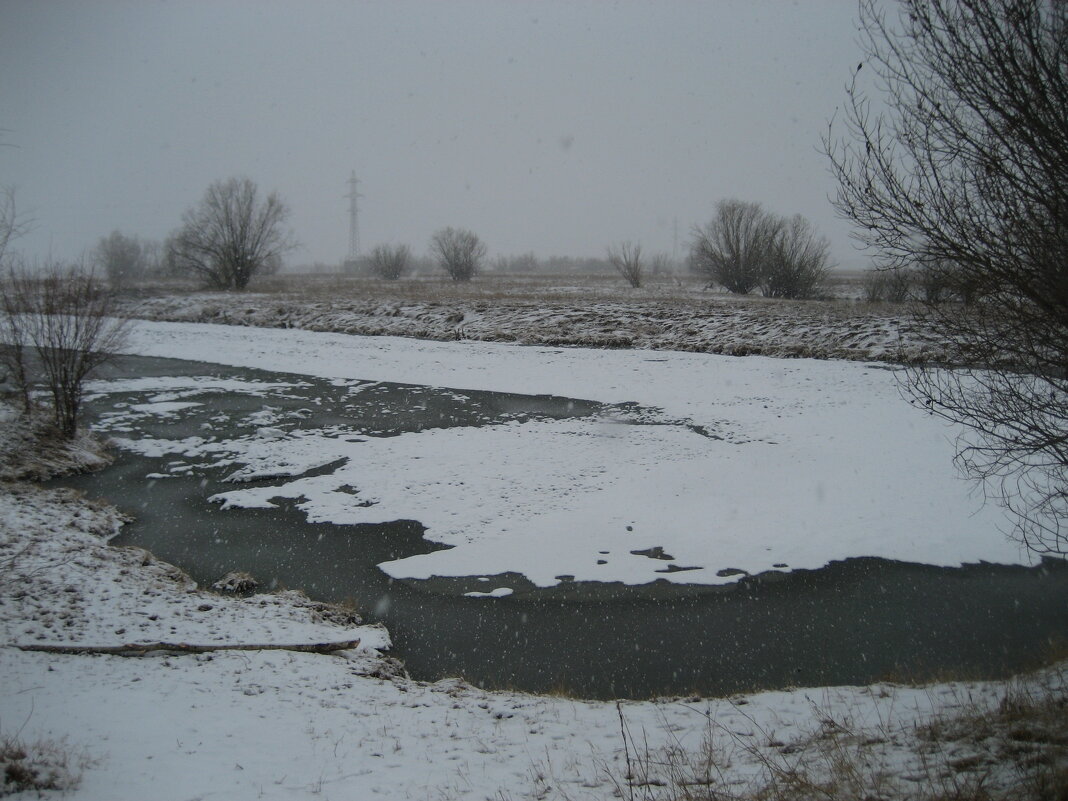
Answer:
[825,0,1068,553]
[168,177,295,290]
[430,227,485,282]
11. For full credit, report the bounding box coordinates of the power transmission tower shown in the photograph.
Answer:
[672,216,679,269]
[344,170,363,267]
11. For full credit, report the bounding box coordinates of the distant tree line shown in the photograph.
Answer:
[77,178,842,296]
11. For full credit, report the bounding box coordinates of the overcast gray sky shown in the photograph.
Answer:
[1,0,870,268]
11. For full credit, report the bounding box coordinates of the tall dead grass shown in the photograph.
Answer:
[0,734,91,796]
[608,667,1068,801]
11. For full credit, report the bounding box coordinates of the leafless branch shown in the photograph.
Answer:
[430,227,485,282]
[825,0,1068,552]
[607,241,644,289]
[167,176,295,290]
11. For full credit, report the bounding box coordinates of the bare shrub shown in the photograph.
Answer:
[691,201,830,298]
[0,188,32,411]
[863,267,913,304]
[649,253,673,277]
[1,734,90,796]
[430,227,485,282]
[367,244,410,280]
[94,230,145,290]
[0,263,130,439]
[826,0,1068,553]
[0,281,32,414]
[492,252,540,273]
[0,186,31,268]
[761,215,832,299]
[690,199,777,295]
[608,241,644,288]
[168,176,295,290]
[922,258,984,306]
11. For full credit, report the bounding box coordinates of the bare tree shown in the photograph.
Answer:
[0,186,31,268]
[0,263,130,438]
[760,214,832,299]
[139,238,166,278]
[863,266,914,304]
[94,230,144,290]
[492,252,540,273]
[825,0,1068,553]
[690,199,779,294]
[607,242,644,288]
[168,177,295,290]
[368,244,410,280]
[649,253,672,277]
[0,186,33,409]
[0,269,31,413]
[430,227,485,282]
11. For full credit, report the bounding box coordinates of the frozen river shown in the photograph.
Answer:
[58,352,1068,698]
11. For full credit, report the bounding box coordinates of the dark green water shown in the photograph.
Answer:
[57,355,1068,699]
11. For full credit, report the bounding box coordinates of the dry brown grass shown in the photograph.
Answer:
[117,271,937,364]
[0,402,113,482]
[608,667,1068,801]
[128,270,870,306]
[0,734,91,796]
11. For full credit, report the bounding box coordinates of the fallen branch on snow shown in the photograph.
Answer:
[14,639,360,656]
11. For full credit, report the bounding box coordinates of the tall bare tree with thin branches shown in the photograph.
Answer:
[690,199,779,295]
[825,0,1068,554]
[761,214,832,300]
[168,177,295,290]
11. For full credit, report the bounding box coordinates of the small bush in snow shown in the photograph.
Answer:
[367,244,411,281]
[1,735,89,796]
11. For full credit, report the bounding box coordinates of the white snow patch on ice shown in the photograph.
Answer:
[101,321,1033,586]
[463,587,514,598]
[84,375,305,399]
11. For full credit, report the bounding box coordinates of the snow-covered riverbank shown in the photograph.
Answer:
[2,320,1064,798]
[2,481,1064,799]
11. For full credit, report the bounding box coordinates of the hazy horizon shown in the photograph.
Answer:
[1,0,874,270]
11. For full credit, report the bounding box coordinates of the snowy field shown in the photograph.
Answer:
[95,319,1032,594]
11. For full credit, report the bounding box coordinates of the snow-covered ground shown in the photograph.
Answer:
[1,481,1063,799]
[92,320,1032,593]
[1,318,1064,798]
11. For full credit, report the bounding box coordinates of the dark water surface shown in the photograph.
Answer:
[58,355,1068,699]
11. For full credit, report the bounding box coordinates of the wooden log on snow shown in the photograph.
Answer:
[15,639,360,656]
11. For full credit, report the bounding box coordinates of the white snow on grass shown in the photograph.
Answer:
[0,483,389,653]
[100,320,1032,586]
